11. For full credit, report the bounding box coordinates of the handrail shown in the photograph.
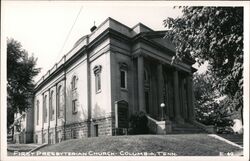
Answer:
[146,115,168,134]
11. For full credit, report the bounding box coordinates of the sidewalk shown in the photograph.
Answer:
[218,134,243,147]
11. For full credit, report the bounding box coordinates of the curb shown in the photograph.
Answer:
[28,143,48,153]
[208,134,243,149]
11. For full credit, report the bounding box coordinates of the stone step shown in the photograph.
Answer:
[172,125,206,134]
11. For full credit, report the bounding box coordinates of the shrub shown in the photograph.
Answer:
[129,111,149,135]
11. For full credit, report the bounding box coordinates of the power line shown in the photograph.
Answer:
[57,6,83,60]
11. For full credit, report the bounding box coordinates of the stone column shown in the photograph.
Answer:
[187,74,195,121]
[173,70,184,123]
[137,55,145,112]
[63,78,67,140]
[55,84,58,143]
[42,93,44,143]
[181,77,188,119]
[48,90,50,144]
[157,63,164,118]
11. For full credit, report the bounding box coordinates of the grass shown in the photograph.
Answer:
[7,143,40,156]
[38,134,242,156]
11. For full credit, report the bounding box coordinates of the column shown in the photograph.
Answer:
[137,55,145,112]
[55,84,58,143]
[173,70,184,123]
[157,63,164,118]
[87,52,92,137]
[187,74,194,121]
[48,90,50,144]
[63,78,67,140]
[181,77,188,119]
[41,93,44,143]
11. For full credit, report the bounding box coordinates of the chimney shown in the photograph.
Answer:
[90,21,97,32]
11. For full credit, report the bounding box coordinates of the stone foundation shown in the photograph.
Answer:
[33,116,113,144]
[91,116,113,136]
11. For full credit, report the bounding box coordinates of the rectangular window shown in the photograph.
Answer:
[36,101,39,125]
[52,108,55,120]
[44,107,47,123]
[95,73,101,93]
[72,99,77,114]
[120,70,127,89]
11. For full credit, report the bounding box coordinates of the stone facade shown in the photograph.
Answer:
[14,17,196,144]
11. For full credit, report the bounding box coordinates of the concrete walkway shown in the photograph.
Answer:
[218,134,243,147]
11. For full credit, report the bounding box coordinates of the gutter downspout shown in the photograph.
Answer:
[86,36,92,137]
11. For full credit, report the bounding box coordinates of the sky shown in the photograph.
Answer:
[2,1,207,82]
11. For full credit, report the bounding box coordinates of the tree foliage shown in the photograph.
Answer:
[164,7,243,121]
[7,38,40,128]
[193,72,234,127]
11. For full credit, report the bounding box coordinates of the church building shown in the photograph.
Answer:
[13,17,198,144]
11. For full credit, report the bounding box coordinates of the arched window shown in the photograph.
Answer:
[36,100,39,125]
[50,91,54,121]
[58,86,64,117]
[71,75,78,114]
[44,95,47,123]
[71,75,77,90]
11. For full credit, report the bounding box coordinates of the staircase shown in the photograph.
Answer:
[171,122,206,134]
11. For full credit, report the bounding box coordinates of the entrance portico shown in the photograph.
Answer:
[136,53,195,124]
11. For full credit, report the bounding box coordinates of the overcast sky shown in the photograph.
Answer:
[3,1,209,82]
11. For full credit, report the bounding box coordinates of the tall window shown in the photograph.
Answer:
[96,73,101,92]
[58,86,64,117]
[93,65,102,93]
[119,62,128,89]
[71,75,78,114]
[36,100,39,125]
[120,70,127,89]
[72,99,77,114]
[50,91,54,121]
[44,95,47,123]
[72,75,77,90]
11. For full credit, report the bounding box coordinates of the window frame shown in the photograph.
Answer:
[93,65,102,94]
[58,86,64,118]
[50,91,55,121]
[120,69,127,89]
[72,99,78,114]
[95,73,101,93]
[71,75,77,91]
[36,100,39,125]
[44,95,47,123]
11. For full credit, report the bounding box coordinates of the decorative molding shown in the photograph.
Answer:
[119,62,128,70]
[93,65,102,75]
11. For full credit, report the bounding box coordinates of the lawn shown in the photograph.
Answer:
[38,134,242,156]
[7,143,40,156]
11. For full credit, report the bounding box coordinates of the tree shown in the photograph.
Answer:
[164,7,243,123]
[193,72,234,127]
[7,38,40,130]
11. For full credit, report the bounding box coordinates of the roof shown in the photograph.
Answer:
[35,17,195,90]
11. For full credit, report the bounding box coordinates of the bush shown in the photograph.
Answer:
[129,111,149,135]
